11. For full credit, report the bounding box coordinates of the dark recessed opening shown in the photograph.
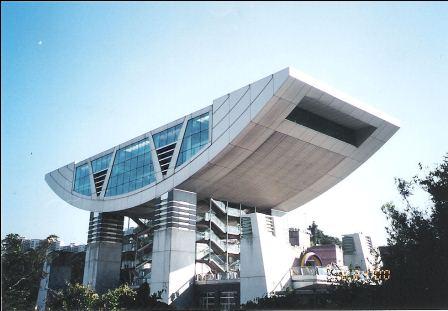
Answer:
[286,100,376,147]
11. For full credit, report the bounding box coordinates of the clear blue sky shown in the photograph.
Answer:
[2,2,447,246]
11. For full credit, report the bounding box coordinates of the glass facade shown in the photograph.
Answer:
[73,164,91,196]
[91,153,112,173]
[176,113,209,167]
[153,123,183,149]
[105,139,156,197]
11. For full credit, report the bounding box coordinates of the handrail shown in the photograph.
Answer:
[196,231,240,254]
[227,225,240,235]
[209,230,226,251]
[206,212,241,235]
[206,213,226,233]
[226,243,240,254]
[291,266,328,276]
[209,253,226,266]
[210,198,227,213]
[169,277,194,304]
[196,248,226,272]
[270,268,292,295]
[227,207,241,218]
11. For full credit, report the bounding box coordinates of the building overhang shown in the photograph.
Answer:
[46,67,399,213]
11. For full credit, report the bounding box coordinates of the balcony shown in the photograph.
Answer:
[290,266,330,289]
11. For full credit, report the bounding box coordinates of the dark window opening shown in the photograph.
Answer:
[286,104,376,147]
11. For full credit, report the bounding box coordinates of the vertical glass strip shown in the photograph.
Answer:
[176,113,209,167]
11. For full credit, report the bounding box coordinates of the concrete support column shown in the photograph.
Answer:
[150,189,197,307]
[240,211,296,304]
[83,212,123,293]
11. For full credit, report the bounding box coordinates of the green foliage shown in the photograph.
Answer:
[133,282,169,309]
[243,291,334,309]
[47,283,170,310]
[102,284,136,310]
[379,154,448,308]
[308,221,342,246]
[1,233,59,310]
[48,283,100,311]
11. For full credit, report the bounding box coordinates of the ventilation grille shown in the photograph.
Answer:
[342,236,356,254]
[265,216,275,236]
[93,169,108,196]
[241,217,252,238]
[153,197,196,231]
[155,142,176,175]
[87,212,123,244]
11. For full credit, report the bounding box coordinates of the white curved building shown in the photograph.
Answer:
[45,67,399,307]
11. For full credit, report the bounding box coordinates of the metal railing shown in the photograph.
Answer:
[206,212,227,233]
[291,266,329,276]
[131,276,151,287]
[270,268,292,294]
[209,231,227,252]
[227,207,241,218]
[196,231,240,254]
[121,260,136,269]
[205,212,241,235]
[211,198,226,214]
[122,244,135,252]
[209,253,226,268]
[227,225,240,235]
[195,271,240,282]
[210,198,241,218]
[226,243,240,254]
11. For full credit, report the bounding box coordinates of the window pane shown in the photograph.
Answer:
[73,164,91,196]
[192,119,200,134]
[201,130,209,145]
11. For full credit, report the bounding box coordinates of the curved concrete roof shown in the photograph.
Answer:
[46,67,399,213]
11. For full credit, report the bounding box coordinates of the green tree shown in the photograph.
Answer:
[1,234,59,310]
[48,283,101,311]
[308,221,342,246]
[329,154,448,308]
[243,154,448,309]
[47,283,170,310]
[379,154,448,308]
[101,284,136,310]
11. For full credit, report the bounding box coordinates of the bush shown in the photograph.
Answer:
[47,283,100,310]
[102,284,136,311]
[47,283,170,310]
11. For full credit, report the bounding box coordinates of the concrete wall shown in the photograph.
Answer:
[36,251,85,311]
[150,189,197,307]
[83,242,122,293]
[240,212,296,304]
[342,233,374,271]
[150,228,196,305]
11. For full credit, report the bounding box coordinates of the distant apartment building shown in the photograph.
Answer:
[21,238,61,251]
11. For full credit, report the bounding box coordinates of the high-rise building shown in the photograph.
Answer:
[45,67,399,307]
